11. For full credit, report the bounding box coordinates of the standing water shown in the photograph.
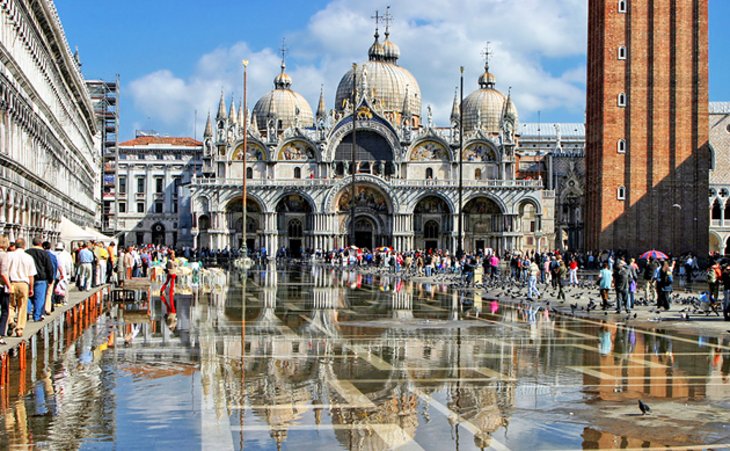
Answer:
[1,263,729,450]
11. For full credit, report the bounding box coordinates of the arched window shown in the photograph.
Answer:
[475,168,482,180]
[618,93,627,107]
[288,219,303,237]
[712,200,722,220]
[424,220,439,239]
[246,167,253,179]
[426,167,434,179]
[618,0,627,13]
[294,167,301,179]
[617,186,626,200]
[724,201,730,223]
[618,45,627,60]
[617,139,626,153]
[709,145,716,171]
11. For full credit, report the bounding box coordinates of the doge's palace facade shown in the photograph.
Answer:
[0,0,99,242]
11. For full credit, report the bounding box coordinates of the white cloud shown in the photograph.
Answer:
[128,0,588,137]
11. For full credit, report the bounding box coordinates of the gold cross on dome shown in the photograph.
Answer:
[371,10,381,32]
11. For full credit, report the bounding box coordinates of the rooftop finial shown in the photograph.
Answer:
[371,9,381,39]
[481,41,492,72]
[280,37,288,71]
[383,6,393,38]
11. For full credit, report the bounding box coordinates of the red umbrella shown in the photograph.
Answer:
[640,250,669,260]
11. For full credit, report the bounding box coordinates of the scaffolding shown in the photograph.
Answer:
[87,76,120,235]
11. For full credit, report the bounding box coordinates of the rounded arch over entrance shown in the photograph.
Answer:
[413,195,453,252]
[276,193,314,258]
[463,196,504,254]
[151,222,166,246]
[225,196,263,251]
[335,184,393,250]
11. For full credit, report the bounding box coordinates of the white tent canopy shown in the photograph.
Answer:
[59,217,113,242]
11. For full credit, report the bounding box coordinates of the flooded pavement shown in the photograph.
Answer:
[1,264,730,450]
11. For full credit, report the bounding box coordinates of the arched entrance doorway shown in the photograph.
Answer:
[414,196,452,251]
[335,184,392,250]
[354,217,376,250]
[463,197,504,254]
[225,197,263,251]
[151,222,165,245]
[276,193,313,257]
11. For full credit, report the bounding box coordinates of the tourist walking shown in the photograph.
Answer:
[598,263,613,310]
[723,265,730,321]
[527,260,541,300]
[657,262,674,311]
[614,260,631,313]
[6,238,37,337]
[77,242,94,291]
[643,258,658,304]
[556,259,568,301]
[41,241,58,315]
[0,235,11,344]
[53,242,73,306]
[568,258,579,286]
[93,242,108,287]
[25,237,53,322]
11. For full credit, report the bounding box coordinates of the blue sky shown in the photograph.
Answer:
[56,0,730,141]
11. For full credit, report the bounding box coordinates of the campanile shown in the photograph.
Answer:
[585,0,709,256]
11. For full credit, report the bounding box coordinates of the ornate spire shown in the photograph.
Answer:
[229,99,237,125]
[450,87,460,124]
[238,100,244,127]
[249,108,259,135]
[273,38,293,89]
[381,6,400,63]
[316,85,327,121]
[401,84,411,119]
[368,10,385,61]
[478,42,496,88]
[203,111,213,137]
[216,90,227,120]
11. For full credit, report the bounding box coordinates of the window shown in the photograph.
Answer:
[475,168,482,180]
[118,202,126,213]
[617,186,626,200]
[618,45,627,60]
[156,154,163,160]
[119,176,127,194]
[175,153,182,160]
[618,93,627,107]
[154,202,163,214]
[618,0,627,13]
[155,177,164,193]
[136,176,145,193]
[294,167,302,179]
[426,167,434,179]
[136,232,144,244]
[172,200,178,214]
[246,167,253,179]
[137,202,145,213]
[617,139,626,153]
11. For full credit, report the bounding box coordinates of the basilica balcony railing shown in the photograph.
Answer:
[190,177,545,190]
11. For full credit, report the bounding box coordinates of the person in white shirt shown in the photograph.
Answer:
[6,238,37,337]
[53,242,74,305]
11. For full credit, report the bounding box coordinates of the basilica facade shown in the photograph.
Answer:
[189,28,556,256]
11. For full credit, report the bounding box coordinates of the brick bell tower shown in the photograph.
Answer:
[585,0,710,256]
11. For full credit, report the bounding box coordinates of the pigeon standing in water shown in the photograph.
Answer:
[638,400,651,415]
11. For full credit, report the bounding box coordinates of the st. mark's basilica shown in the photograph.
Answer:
[188,24,585,256]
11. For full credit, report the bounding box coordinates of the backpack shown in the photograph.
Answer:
[708,268,717,283]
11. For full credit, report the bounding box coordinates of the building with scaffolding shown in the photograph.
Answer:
[87,77,120,234]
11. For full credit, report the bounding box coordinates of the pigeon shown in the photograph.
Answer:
[638,400,651,415]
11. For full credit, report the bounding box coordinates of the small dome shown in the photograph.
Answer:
[382,34,400,62]
[253,62,314,133]
[462,65,518,133]
[368,31,386,61]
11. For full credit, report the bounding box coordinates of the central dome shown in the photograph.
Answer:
[335,30,421,124]
[253,61,314,135]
